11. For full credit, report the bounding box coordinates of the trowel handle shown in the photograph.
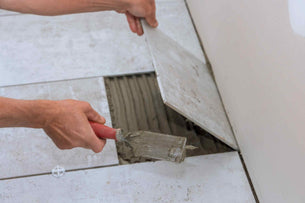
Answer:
[89,121,117,140]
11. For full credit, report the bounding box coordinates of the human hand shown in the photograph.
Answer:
[42,99,106,153]
[117,0,158,36]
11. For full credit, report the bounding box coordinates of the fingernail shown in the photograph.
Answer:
[154,21,159,27]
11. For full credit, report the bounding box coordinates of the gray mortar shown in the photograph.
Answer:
[104,73,232,164]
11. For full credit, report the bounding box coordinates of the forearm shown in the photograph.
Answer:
[0,0,129,15]
[0,97,49,128]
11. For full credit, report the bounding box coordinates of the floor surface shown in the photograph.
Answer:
[0,152,255,203]
[0,1,253,202]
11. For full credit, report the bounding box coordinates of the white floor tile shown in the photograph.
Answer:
[0,77,118,179]
[0,12,153,87]
[0,152,255,203]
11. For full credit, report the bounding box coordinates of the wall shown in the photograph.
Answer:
[186,0,305,202]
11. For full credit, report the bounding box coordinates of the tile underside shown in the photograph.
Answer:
[155,0,205,61]
[0,77,118,179]
[0,152,255,203]
[143,23,238,150]
[104,73,232,164]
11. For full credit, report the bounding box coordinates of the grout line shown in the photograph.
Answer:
[239,153,260,203]
[0,172,51,181]
[0,70,155,89]
[0,164,119,181]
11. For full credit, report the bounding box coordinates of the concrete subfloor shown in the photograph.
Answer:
[0,0,254,202]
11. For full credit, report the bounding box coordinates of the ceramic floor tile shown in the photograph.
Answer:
[155,0,205,62]
[143,24,238,149]
[0,152,255,203]
[0,77,118,179]
[0,12,153,87]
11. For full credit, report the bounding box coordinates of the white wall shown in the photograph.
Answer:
[186,0,305,202]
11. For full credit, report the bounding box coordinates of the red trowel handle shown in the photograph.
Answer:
[89,121,117,140]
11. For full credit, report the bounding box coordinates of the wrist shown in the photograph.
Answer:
[17,100,56,129]
[30,100,59,128]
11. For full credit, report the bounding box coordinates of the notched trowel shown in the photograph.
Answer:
[90,122,191,163]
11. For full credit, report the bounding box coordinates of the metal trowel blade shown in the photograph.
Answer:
[121,131,187,163]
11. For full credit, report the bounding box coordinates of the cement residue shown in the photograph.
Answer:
[104,73,232,164]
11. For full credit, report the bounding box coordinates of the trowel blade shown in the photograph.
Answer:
[122,131,187,163]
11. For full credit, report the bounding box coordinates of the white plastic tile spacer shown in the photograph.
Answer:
[52,165,65,178]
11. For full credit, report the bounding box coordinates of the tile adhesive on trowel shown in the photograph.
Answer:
[90,122,193,163]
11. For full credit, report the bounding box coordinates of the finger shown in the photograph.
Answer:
[85,123,107,153]
[135,17,143,36]
[145,11,158,28]
[85,107,106,124]
[125,12,137,33]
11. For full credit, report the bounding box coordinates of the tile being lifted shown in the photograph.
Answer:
[143,23,238,149]
[155,0,206,62]
[0,12,153,87]
[0,77,118,179]
[0,152,255,203]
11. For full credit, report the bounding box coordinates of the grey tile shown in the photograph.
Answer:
[155,0,206,61]
[0,12,153,87]
[0,152,255,203]
[0,77,118,179]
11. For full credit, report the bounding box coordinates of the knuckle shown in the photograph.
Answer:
[57,145,65,150]
[93,146,103,153]
[72,141,82,148]
[57,143,70,150]
[82,101,92,109]
[56,140,76,150]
